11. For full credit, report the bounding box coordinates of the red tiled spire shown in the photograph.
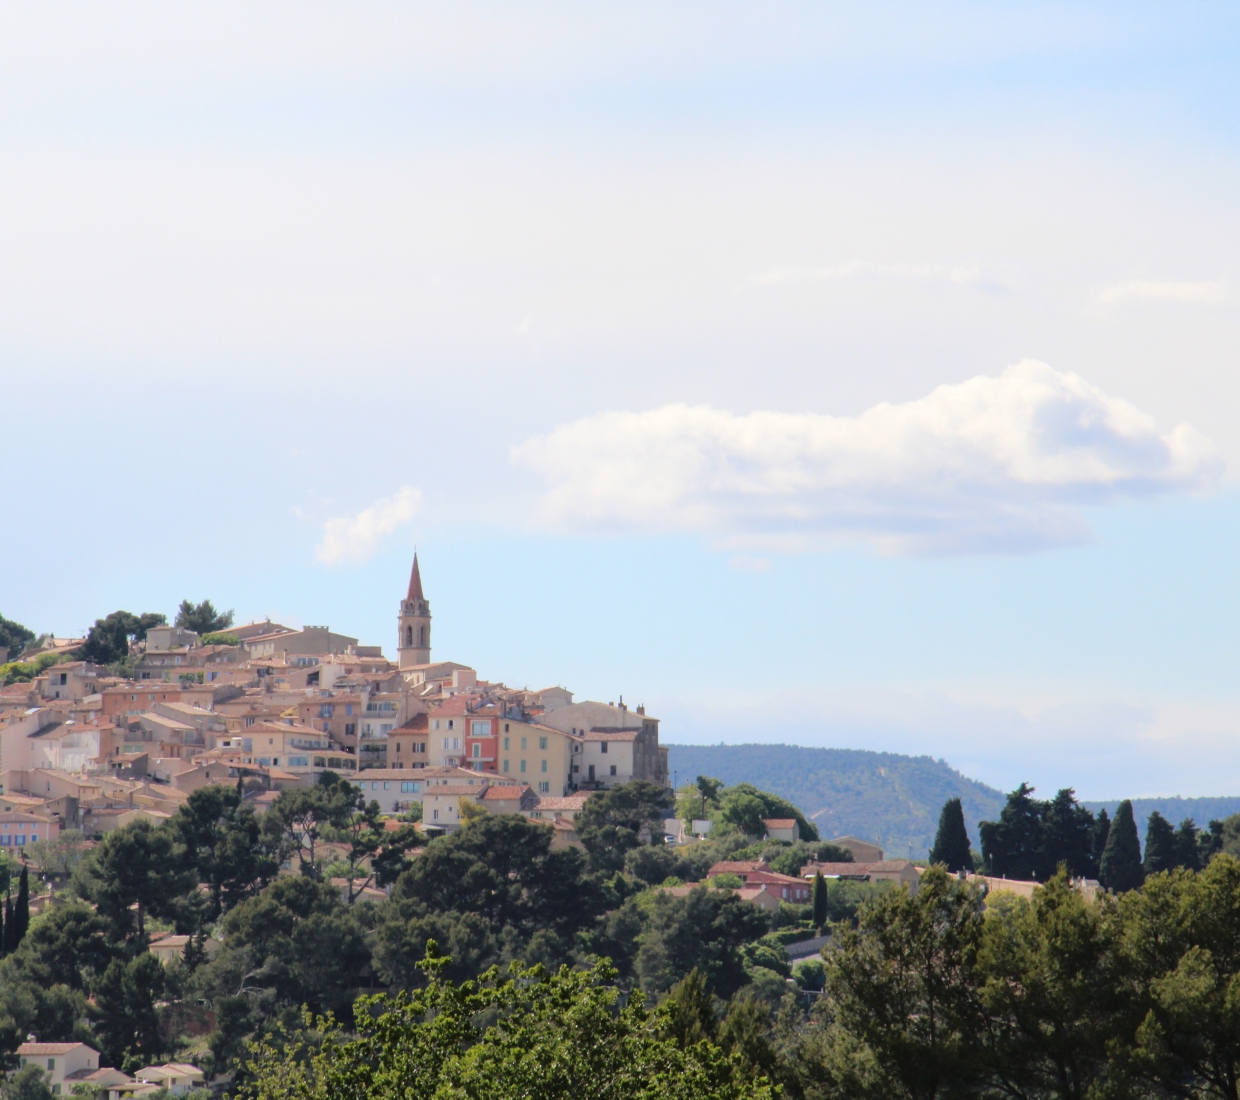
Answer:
[407,552,424,601]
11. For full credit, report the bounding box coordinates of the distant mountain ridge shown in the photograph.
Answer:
[666,743,1006,858]
[1083,798,1240,846]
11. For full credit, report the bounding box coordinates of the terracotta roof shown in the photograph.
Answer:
[18,1042,93,1054]
[480,784,530,801]
[763,818,797,830]
[708,861,768,875]
[425,784,492,796]
[533,794,590,811]
[395,714,428,731]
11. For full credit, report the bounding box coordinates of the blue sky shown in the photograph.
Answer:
[3,3,1239,799]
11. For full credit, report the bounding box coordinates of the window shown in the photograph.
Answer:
[504,723,510,732]
[371,781,379,789]
[539,781,550,793]
[442,737,449,750]
[541,759,547,772]
[320,704,333,718]
[601,742,608,754]
[401,781,421,793]
[472,743,481,758]
[502,759,509,772]
[433,809,439,820]
[47,1059,55,1070]
[433,719,440,730]
[346,704,353,716]
[384,782,391,790]
[520,737,527,750]
[520,760,527,773]
[539,736,547,749]
[453,737,460,750]
[447,719,454,730]
[503,736,509,750]
[471,721,489,736]
[610,765,617,776]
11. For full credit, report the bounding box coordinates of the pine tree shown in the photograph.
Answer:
[1174,819,1201,871]
[1099,800,1143,892]
[1143,811,1179,875]
[812,871,828,930]
[929,798,973,873]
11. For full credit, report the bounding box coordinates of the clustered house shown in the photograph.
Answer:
[0,552,669,854]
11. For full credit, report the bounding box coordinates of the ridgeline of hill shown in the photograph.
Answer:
[666,743,1005,858]
[1083,797,1240,845]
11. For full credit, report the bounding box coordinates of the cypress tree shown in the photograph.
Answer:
[811,871,828,930]
[1,895,13,955]
[1143,811,1178,875]
[1099,800,1143,892]
[1174,819,1201,871]
[1092,808,1111,873]
[929,797,973,873]
[12,866,29,947]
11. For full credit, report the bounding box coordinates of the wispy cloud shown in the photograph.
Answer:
[315,486,421,566]
[1098,279,1227,306]
[513,361,1221,556]
[751,260,994,288]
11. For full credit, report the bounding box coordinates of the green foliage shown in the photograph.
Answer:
[89,953,168,1070]
[635,884,771,997]
[716,783,818,842]
[239,951,775,1100]
[711,873,744,889]
[79,610,166,665]
[0,616,35,663]
[811,872,828,929]
[2,1064,53,1100]
[0,653,60,686]
[23,830,90,880]
[75,820,196,938]
[928,797,972,873]
[1143,810,1201,875]
[1100,799,1144,892]
[175,599,234,635]
[201,631,240,646]
[577,781,673,873]
[980,784,1098,880]
[667,743,1005,857]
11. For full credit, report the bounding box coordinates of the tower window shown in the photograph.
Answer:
[405,626,413,646]
[419,626,426,646]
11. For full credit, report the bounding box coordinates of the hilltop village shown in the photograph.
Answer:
[0,555,669,841]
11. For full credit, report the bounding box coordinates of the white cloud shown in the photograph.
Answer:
[1098,279,1227,305]
[513,361,1222,555]
[752,260,992,288]
[315,486,421,566]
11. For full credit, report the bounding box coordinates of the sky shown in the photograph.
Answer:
[3,2,1240,800]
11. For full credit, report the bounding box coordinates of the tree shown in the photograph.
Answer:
[78,611,165,666]
[1098,800,1143,893]
[1143,811,1181,876]
[239,951,776,1100]
[78,820,195,937]
[812,872,828,931]
[175,599,234,635]
[823,866,987,1100]
[716,784,818,843]
[1041,788,1097,879]
[2,896,12,955]
[635,884,771,997]
[0,616,35,662]
[974,870,1128,1099]
[663,968,718,1048]
[1092,808,1111,871]
[1116,855,1240,1100]
[979,783,1048,880]
[11,868,28,950]
[577,781,674,874]
[259,773,357,876]
[2,1064,53,1100]
[89,953,167,1070]
[172,784,276,918]
[212,876,371,1018]
[928,798,972,873]
[696,776,724,818]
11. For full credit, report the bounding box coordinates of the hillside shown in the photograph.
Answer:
[1083,797,1240,845]
[666,743,1005,858]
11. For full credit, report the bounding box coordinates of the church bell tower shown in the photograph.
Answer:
[398,552,432,669]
